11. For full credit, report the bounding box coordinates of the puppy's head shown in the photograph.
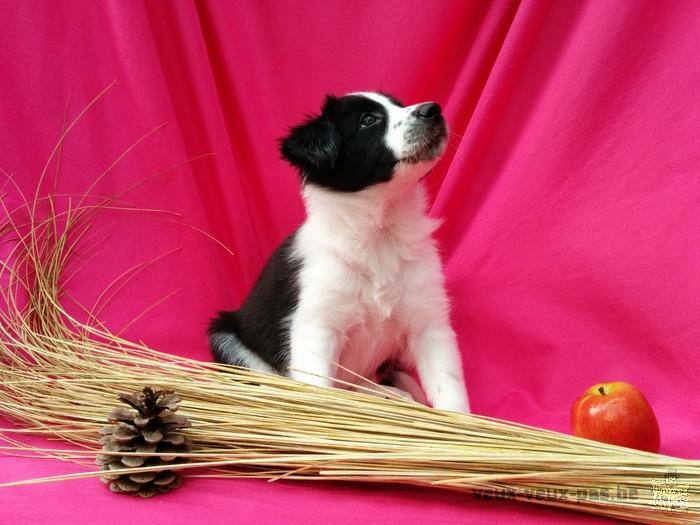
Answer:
[280,92,447,192]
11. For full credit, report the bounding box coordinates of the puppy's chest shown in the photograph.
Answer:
[346,240,409,308]
[335,242,410,380]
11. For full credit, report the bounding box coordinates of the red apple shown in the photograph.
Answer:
[571,381,660,453]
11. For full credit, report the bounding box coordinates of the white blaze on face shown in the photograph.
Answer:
[351,92,417,159]
[350,91,446,168]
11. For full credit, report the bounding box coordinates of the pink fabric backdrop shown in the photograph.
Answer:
[1,0,699,523]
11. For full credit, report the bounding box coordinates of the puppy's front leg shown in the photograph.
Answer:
[287,321,337,388]
[411,325,470,413]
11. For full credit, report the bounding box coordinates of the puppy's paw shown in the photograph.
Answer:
[433,396,471,414]
[380,385,415,401]
[360,384,415,402]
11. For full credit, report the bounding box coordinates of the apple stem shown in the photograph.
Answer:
[598,386,606,395]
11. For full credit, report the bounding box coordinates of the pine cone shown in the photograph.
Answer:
[97,387,192,497]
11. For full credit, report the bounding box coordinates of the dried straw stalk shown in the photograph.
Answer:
[0,92,698,524]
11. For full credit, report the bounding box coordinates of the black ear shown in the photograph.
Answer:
[280,96,340,176]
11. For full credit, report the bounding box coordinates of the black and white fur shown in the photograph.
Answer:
[209,92,469,413]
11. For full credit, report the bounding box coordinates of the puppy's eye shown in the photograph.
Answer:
[360,113,378,128]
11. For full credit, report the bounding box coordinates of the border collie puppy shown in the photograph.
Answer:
[209,92,469,413]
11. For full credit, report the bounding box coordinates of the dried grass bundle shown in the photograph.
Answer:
[1,91,698,524]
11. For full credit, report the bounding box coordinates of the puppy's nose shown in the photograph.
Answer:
[416,102,441,120]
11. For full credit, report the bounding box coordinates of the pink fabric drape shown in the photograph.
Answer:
[2,1,698,523]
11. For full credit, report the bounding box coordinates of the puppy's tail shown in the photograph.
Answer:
[208,311,243,364]
[208,311,276,374]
